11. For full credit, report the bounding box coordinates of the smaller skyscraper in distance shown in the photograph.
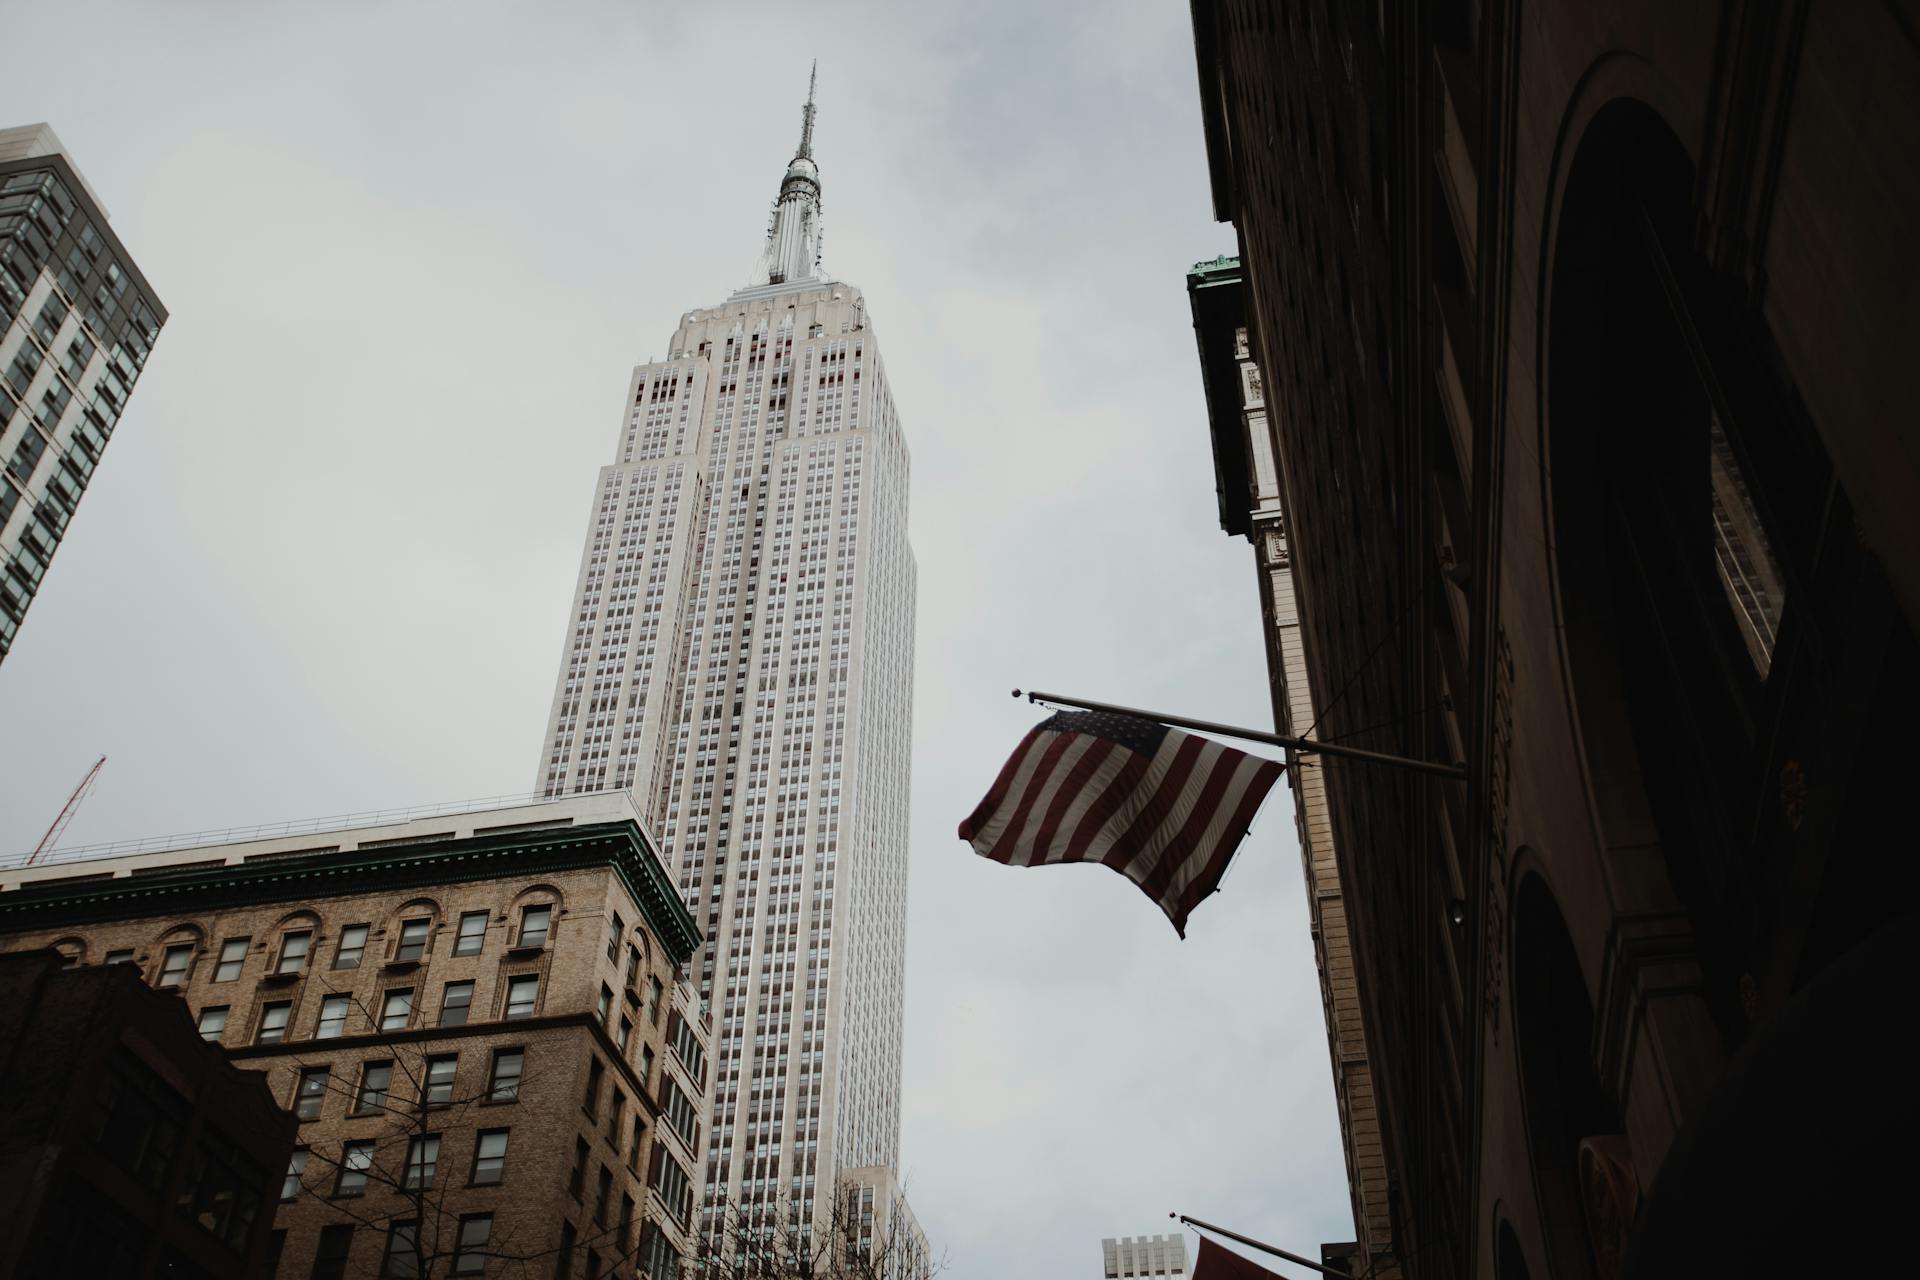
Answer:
[0,123,165,663]
[1104,1233,1189,1280]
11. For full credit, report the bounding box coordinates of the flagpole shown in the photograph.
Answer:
[1171,1213,1350,1278]
[1018,690,1466,781]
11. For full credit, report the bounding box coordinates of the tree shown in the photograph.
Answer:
[681,1187,942,1280]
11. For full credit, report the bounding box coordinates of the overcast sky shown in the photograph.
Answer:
[0,2,1352,1274]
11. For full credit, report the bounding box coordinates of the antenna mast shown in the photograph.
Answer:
[28,754,105,866]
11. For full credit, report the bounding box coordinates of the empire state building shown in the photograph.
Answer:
[535,72,920,1248]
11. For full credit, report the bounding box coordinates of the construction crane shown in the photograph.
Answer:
[28,754,105,866]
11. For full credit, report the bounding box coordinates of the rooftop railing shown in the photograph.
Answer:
[5,787,639,873]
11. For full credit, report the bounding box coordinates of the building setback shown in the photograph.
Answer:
[1190,1,1919,1276]
[0,949,295,1279]
[0,792,710,1280]
[0,123,165,663]
[1188,254,1392,1277]
[535,73,917,1247]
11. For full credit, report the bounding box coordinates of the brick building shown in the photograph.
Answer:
[1189,254,1392,1277]
[1190,2,1918,1276]
[0,792,710,1279]
[0,949,294,1279]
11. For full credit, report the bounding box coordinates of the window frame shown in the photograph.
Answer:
[503,974,539,1020]
[196,1006,228,1042]
[440,979,475,1027]
[295,1066,330,1121]
[157,942,194,988]
[212,936,249,983]
[488,1048,524,1102]
[276,929,312,975]
[380,988,414,1031]
[255,1000,291,1044]
[353,1061,393,1116]
[470,1128,509,1186]
[454,910,489,956]
[517,903,553,948]
[334,924,369,970]
[316,993,350,1039]
[423,1054,458,1109]
[336,1140,376,1197]
[394,918,431,964]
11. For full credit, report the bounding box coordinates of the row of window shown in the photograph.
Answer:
[129,904,556,990]
[284,1128,511,1201]
[195,974,543,1046]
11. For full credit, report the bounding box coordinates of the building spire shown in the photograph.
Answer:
[798,60,817,160]
[752,64,825,287]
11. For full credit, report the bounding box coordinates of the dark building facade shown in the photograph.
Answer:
[1190,3,1918,1276]
[0,949,295,1279]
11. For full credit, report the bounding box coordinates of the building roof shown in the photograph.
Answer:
[0,792,703,963]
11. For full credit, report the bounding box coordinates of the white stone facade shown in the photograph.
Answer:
[534,91,916,1243]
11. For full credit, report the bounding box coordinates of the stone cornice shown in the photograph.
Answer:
[0,821,703,964]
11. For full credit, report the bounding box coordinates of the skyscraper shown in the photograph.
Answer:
[535,71,917,1245]
[0,123,165,664]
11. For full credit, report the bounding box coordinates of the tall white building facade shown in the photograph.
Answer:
[535,75,917,1246]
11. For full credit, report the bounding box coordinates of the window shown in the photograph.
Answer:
[381,1220,419,1278]
[453,1214,492,1274]
[255,1001,291,1044]
[593,1166,613,1225]
[295,1067,330,1120]
[587,1249,602,1280]
[640,1044,655,1087]
[403,1135,440,1189]
[440,980,474,1026]
[619,1193,635,1251]
[471,1129,509,1185]
[488,1048,523,1102]
[380,988,413,1031]
[158,943,193,988]
[606,913,623,962]
[625,944,642,989]
[282,1149,308,1200]
[335,924,369,970]
[628,1115,645,1172]
[317,994,350,1039]
[565,1138,591,1200]
[312,1225,354,1280]
[584,1058,604,1117]
[597,984,613,1026]
[424,1054,457,1109]
[196,1006,227,1042]
[212,937,248,982]
[395,918,430,963]
[555,1224,576,1280]
[517,904,552,948]
[336,1141,375,1196]
[504,974,539,1020]
[1708,416,1788,676]
[354,1062,393,1115]
[646,976,664,1024]
[454,911,488,956]
[276,930,311,975]
[607,1090,625,1143]
[617,1015,633,1053]
[104,949,133,965]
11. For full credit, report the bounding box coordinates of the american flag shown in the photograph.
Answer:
[958,710,1285,936]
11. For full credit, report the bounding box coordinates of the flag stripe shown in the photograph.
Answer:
[1023,736,1119,866]
[957,725,1044,842]
[959,711,1283,936]
[996,733,1099,868]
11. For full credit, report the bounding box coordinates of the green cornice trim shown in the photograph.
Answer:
[0,820,703,964]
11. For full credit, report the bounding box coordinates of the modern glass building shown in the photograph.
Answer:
[0,124,165,663]
[535,75,917,1248]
